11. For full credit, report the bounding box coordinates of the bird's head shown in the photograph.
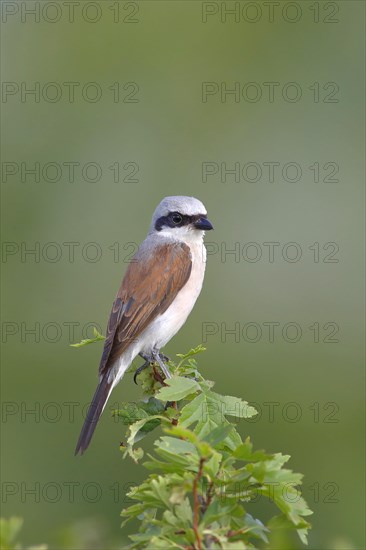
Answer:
[150,196,213,243]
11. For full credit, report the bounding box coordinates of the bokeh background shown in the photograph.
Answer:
[1,1,364,548]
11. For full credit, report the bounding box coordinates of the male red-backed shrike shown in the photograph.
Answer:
[75,196,213,454]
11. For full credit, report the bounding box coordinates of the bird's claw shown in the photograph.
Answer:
[133,360,151,384]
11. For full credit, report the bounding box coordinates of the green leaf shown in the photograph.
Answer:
[203,425,235,448]
[0,517,23,546]
[125,415,169,461]
[179,388,257,450]
[233,437,273,462]
[268,514,312,545]
[149,476,172,508]
[114,398,165,424]
[0,517,47,549]
[117,347,312,548]
[163,425,217,460]
[214,392,258,419]
[156,375,201,401]
[175,498,193,523]
[70,327,105,347]
[155,435,198,462]
[175,344,206,360]
[201,499,237,525]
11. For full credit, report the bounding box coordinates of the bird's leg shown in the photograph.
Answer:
[159,352,170,363]
[133,353,153,385]
[152,351,177,424]
[152,349,172,380]
[134,351,172,384]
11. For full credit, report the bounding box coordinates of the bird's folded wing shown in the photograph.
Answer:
[99,241,192,376]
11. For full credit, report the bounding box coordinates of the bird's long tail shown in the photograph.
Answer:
[75,375,113,455]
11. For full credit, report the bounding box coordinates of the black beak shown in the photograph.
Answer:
[194,217,214,231]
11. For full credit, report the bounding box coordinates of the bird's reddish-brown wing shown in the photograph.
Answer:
[99,241,192,377]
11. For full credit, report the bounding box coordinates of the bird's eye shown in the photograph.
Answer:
[171,213,183,225]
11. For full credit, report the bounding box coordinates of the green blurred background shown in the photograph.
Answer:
[1,1,364,548]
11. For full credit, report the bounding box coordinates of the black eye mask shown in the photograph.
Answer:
[155,212,208,231]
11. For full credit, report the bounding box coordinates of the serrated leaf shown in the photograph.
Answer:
[163,425,216,459]
[268,514,311,545]
[155,435,197,457]
[233,438,273,462]
[203,425,235,448]
[178,392,206,426]
[201,499,237,525]
[205,451,222,478]
[214,392,258,419]
[150,476,172,508]
[156,376,201,401]
[176,497,193,523]
[176,344,206,360]
[179,389,256,450]
[114,398,165,425]
[180,390,257,426]
[118,347,312,548]
[125,415,169,461]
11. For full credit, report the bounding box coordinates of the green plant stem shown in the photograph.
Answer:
[193,457,205,550]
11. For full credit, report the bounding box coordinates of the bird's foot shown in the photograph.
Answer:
[152,349,172,380]
[133,360,151,384]
[135,351,171,383]
[139,351,170,364]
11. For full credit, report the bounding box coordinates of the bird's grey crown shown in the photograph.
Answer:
[150,196,207,231]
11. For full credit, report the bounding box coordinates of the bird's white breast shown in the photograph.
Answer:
[140,238,207,352]
[110,236,207,386]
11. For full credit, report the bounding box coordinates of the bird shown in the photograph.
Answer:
[75,196,213,455]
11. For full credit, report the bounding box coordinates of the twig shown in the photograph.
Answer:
[152,365,166,385]
[171,400,178,425]
[193,457,205,550]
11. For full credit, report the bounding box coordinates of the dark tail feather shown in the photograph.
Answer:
[75,376,113,455]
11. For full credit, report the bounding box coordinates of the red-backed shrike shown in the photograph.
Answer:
[75,196,213,454]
